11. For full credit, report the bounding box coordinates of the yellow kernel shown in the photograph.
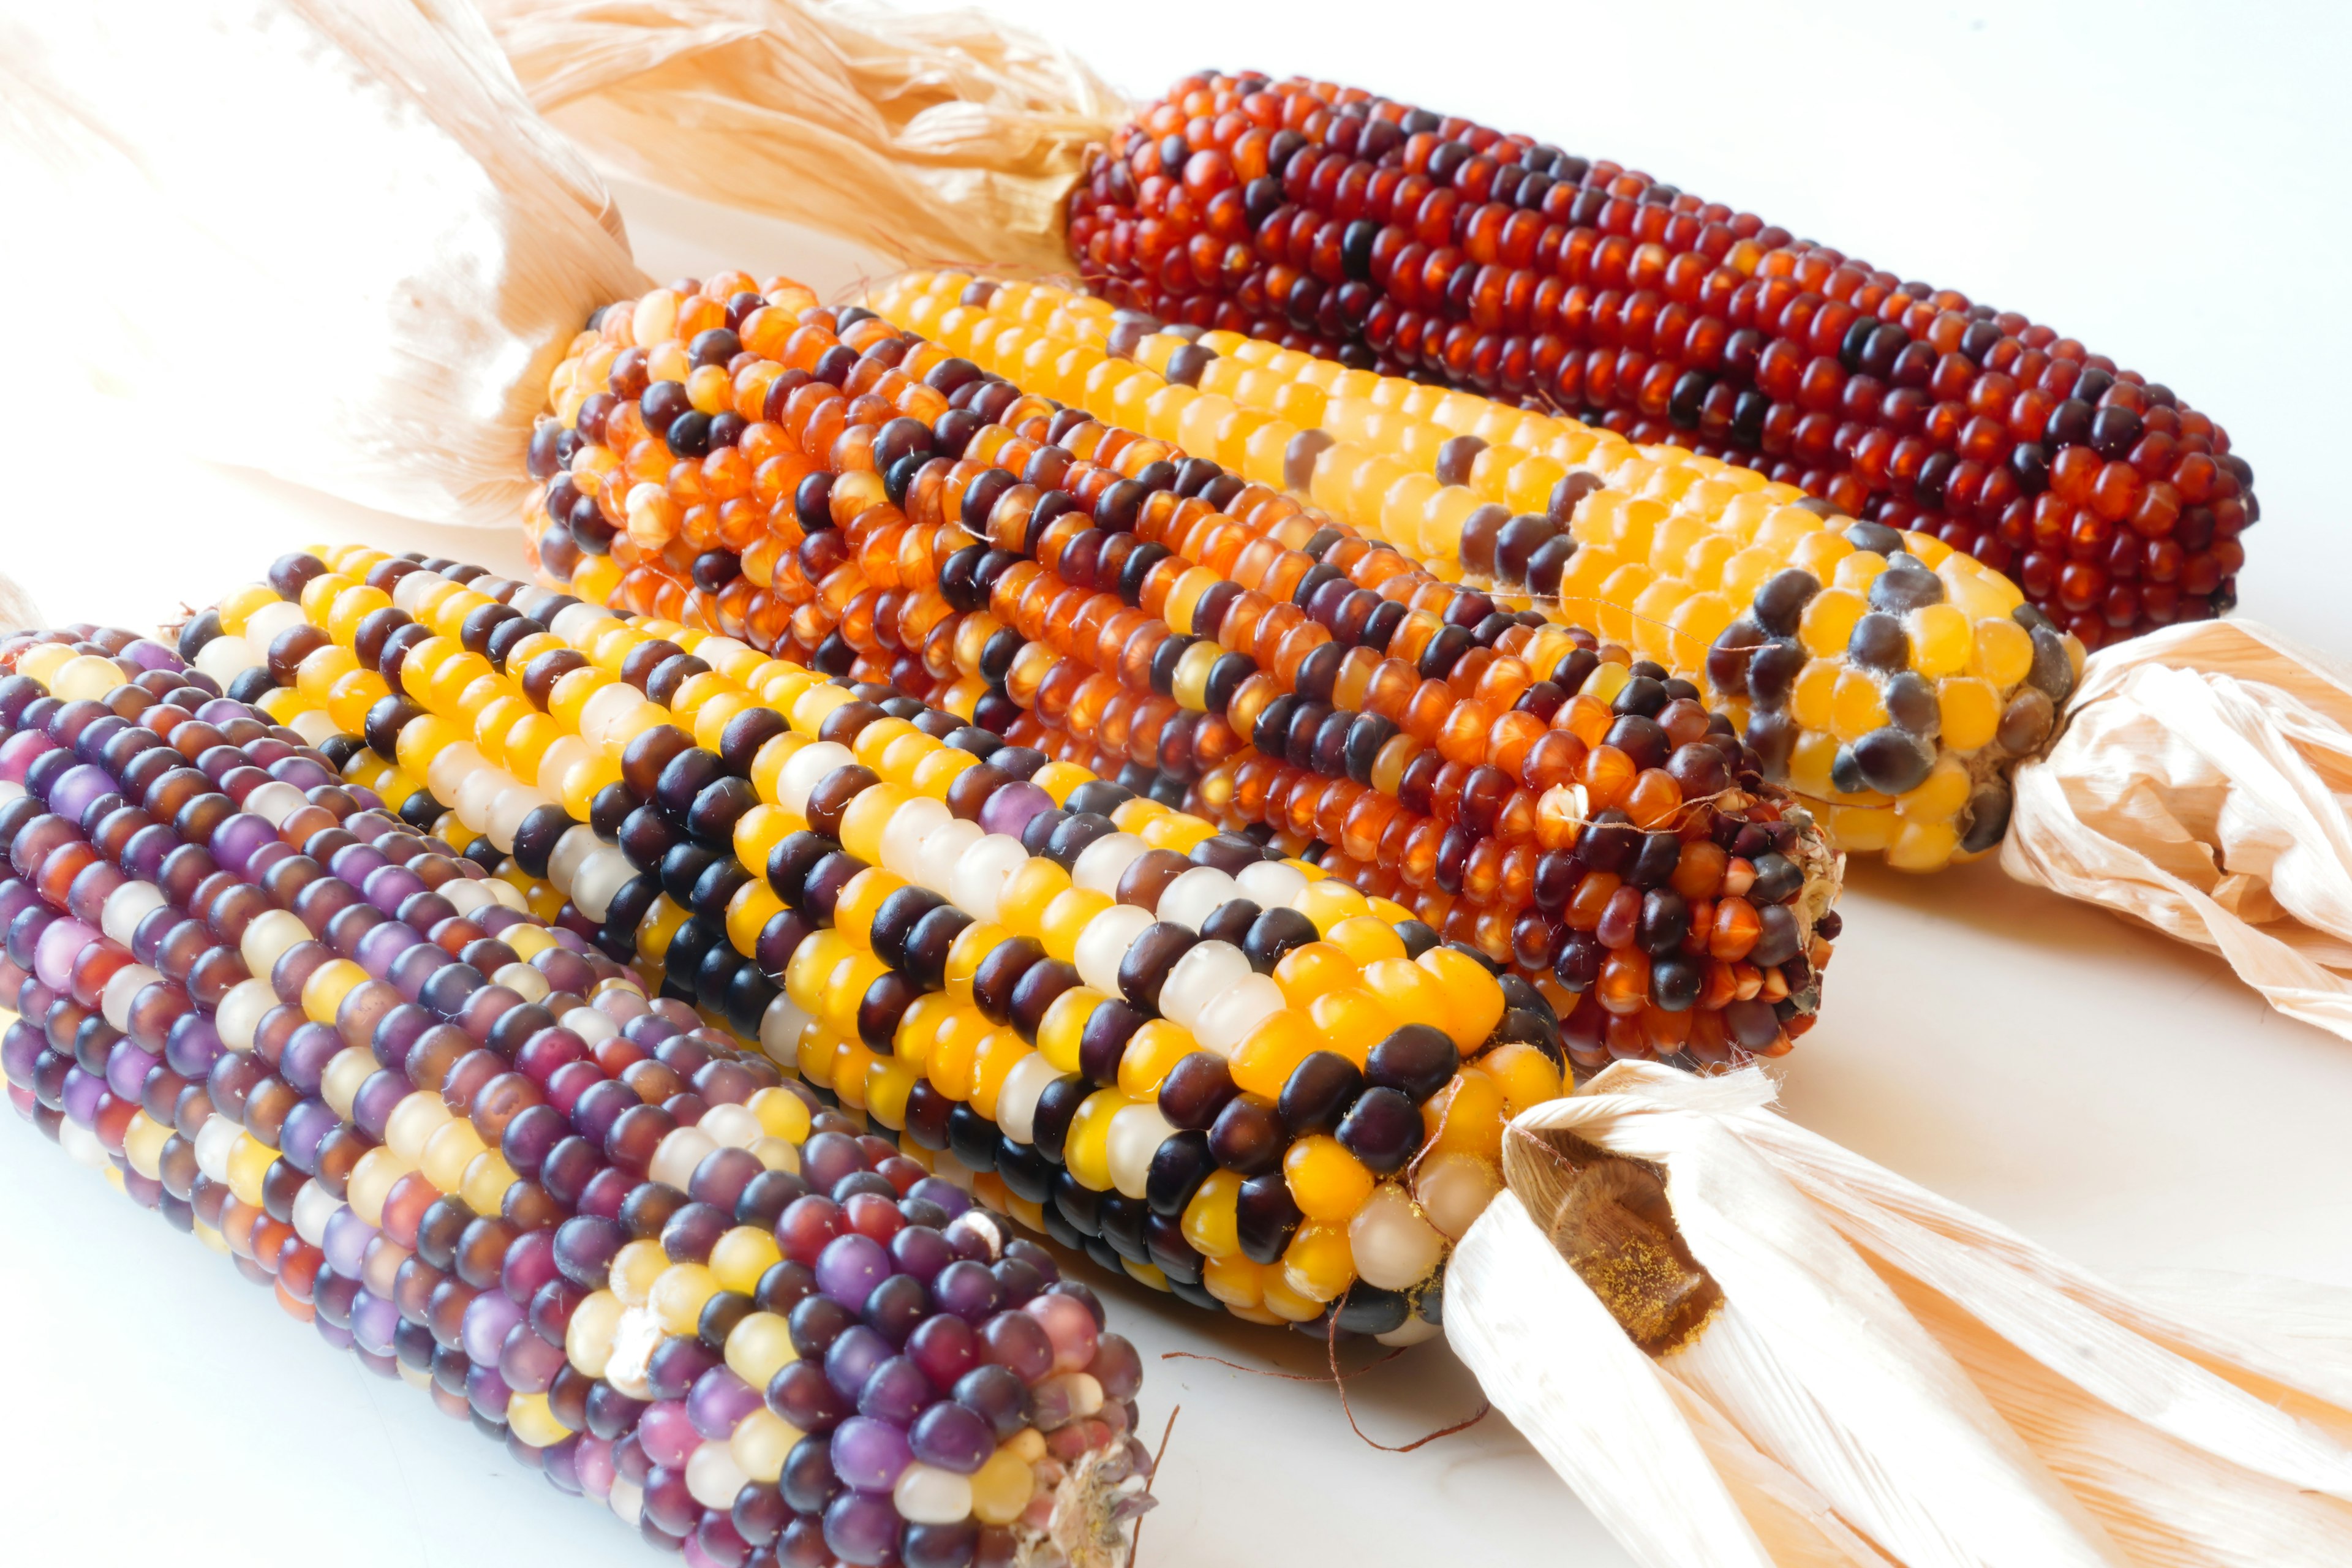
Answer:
[994,858,1071,938]
[1798,587,1865,658]
[300,959,369,1027]
[225,1134,277,1208]
[748,1087,812,1144]
[507,1392,574,1447]
[1901,530,1954,567]
[1181,1170,1243,1259]
[1279,1220,1357,1303]
[214,583,280,636]
[832,867,906,951]
[1830,805,1898,852]
[1033,985,1102,1074]
[969,1447,1036,1526]
[1272,941,1355,1007]
[1907,604,1972,678]
[459,1150,519,1216]
[1717,546,1781,605]
[1594,564,1654,643]
[1202,1253,1267,1310]
[709,1226,783,1295]
[836,783,911,864]
[1258,1271,1326,1322]
[418,1121,482,1194]
[1832,550,1888,592]
[1887,816,1962,872]
[1754,503,1823,551]
[1969,617,2035,688]
[1479,1041,1565,1116]
[1059,1087,1129,1190]
[730,1408,802,1485]
[1306,987,1396,1066]
[1683,533,1740,589]
[1029,759,1091,805]
[610,1238,668,1309]
[1037,888,1112,962]
[1417,945,1507,1052]
[649,1263,722,1336]
[1629,578,1691,663]
[725,1310,799,1390]
[1944,564,2017,621]
[1296,879,1374,936]
[1830,668,1888,741]
[1355,957,1449,1036]
[1790,658,1839,730]
[1423,1068,1506,1162]
[1229,1011,1323,1099]
[1937,677,2001,752]
[1283,1135,1375,1224]
[1114,1020,1199,1099]
[1896,756,1973,821]
[1666,590,1737,672]
[1787,529,1854,579]
[940,922,1003,1005]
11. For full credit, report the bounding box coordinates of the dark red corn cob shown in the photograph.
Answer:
[1064,71,2253,649]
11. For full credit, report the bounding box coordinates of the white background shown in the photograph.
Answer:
[6,2,2352,1564]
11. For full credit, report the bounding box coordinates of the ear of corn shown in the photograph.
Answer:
[1063,72,2255,651]
[0,617,1152,1568]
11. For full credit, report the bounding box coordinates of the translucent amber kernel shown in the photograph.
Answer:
[1349,958,1442,1036]
[1896,757,1972,820]
[1937,677,2001,752]
[1279,1220,1356,1303]
[1788,729,1838,796]
[1832,551,1889,592]
[1830,805,1898,853]
[1284,1136,1374,1223]
[1799,588,1866,657]
[1270,942,1356,1007]
[1419,946,1505,1051]
[1907,604,1972,678]
[1306,987,1395,1066]
[1323,913,1406,966]
[1182,1170,1243,1259]
[1422,1068,1506,1161]
[1887,817,1961,872]
[1829,669,1888,741]
[1790,659,1839,729]
[1969,617,2035,687]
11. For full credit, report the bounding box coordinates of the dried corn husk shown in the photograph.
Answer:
[2005,619,2352,1040]
[0,0,646,528]
[1449,1063,2352,1567]
[480,0,1124,272]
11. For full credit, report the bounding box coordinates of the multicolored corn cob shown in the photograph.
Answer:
[519,273,1839,1061]
[0,622,1153,1568]
[1062,72,2255,649]
[221,541,1835,1344]
[873,270,2084,870]
[234,545,1565,1330]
